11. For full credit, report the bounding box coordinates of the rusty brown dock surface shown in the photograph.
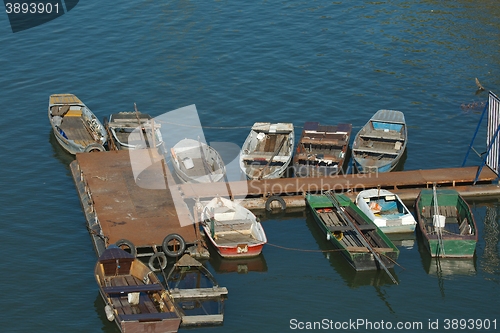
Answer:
[70,149,199,257]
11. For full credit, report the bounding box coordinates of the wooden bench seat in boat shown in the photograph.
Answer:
[346,246,395,253]
[241,153,290,163]
[118,312,178,321]
[352,147,400,156]
[214,221,253,233]
[359,132,402,141]
[327,224,376,232]
[299,137,347,147]
[103,283,164,294]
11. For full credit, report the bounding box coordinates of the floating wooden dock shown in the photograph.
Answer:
[176,166,500,209]
[71,148,500,258]
[70,149,204,258]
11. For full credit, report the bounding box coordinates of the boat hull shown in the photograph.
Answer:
[352,109,407,174]
[171,138,225,183]
[240,122,294,180]
[203,231,265,259]
[95,247,181,333]
[200,197,267,259]
[306,194,399,271]
[355,189,416,234]
[415,189,478,258]
[48,94,107,155]
[423,237,478,258]
[293,122,352,178]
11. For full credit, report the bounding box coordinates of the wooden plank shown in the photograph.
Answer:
[180,314,224,325]
[140,294,158,314]
[103,283,164,294]
[170,287,228,299]
[119,312,177,321]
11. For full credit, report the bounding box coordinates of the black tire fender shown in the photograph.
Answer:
[148,252,168,272]
[265,195,286,211]
[162,234,186,257]
[84,143,105,153]
[115,239,137,257]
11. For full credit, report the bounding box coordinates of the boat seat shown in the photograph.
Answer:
[352,148,399,156]
[119,312,178,321]
[328,225,352,232]
[357,224,377,231]
[459,218,472,235]
[103,283,163,294]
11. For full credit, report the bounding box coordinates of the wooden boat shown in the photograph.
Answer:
[293,121,352,177]
[352,109,407,173]
[170,138,226,183]
[106,109,163,150]
[306,192,399,272]
[415,188,478,258]
[94,246,181,333]
[200,196,267,258]
[48,94,108,154]
[240,122,294,179]
[166,254,227,326]
[355,188,416,233]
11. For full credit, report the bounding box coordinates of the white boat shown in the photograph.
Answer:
[48,94,107,154]
[107,109,163,150]
[240,122,294,179]
[355,188,416,233]
[200,197,267,258]
[352,110,407,173]
[171,138,226,183]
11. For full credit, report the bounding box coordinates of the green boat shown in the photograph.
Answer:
[306,193,399,271]
[415,188,478,258]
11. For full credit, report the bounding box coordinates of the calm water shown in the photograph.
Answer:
[1,1,500,332]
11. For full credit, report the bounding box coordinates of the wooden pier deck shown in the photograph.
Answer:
[71,148,499,258]
[176,166,500,208]
[70,149,202,257]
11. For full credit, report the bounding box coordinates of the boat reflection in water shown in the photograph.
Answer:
[305,210,399,288]
[209,252,268,274]
[166,255,227,326]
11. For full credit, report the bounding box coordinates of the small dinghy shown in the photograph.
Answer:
[48,94,107,154]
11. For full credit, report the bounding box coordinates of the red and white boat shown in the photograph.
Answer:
[200,197,267,258]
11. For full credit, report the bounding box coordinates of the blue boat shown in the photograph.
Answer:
[352,110,407,173]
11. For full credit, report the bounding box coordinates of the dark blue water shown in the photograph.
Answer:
[1,1,500,332]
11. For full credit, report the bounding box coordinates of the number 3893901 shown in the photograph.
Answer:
[5,2,60,14]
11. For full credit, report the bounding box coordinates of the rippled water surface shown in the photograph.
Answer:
[1,1,500,332]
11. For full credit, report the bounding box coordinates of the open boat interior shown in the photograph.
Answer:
[51,104,101,148]
[420,205,474,236]
[241,123,293,179]
[95,249,178,322]
[294,122,351,176]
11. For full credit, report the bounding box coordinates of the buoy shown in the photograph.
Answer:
[104,305,114,321]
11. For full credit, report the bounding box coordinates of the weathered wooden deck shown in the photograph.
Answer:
[177,165,500,208]
[70,149,201,257]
